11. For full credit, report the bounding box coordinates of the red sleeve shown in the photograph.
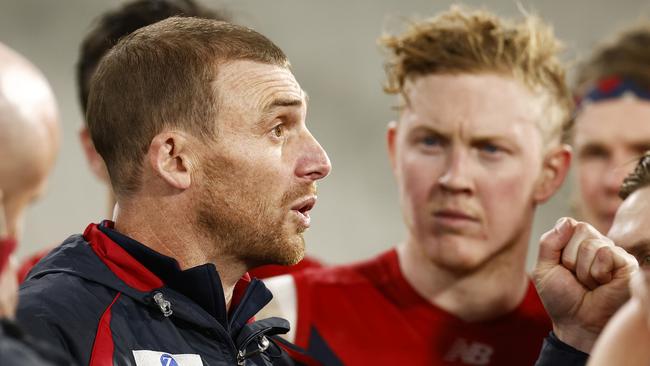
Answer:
[0,237,17,273]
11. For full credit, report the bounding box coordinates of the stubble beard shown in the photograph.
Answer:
[195,156,306,269]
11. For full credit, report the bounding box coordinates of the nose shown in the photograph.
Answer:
[295,129,331,182]
[603,167,629,194]
[437,147,473,194]
[603,154,634,194]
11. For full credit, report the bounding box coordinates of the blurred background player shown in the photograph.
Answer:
[572,22,650,235]
[0,41,69,365]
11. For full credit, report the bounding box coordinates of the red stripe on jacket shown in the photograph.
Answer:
[89,293,122,366]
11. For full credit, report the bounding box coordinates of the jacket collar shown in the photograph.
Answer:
[28,222,273,336]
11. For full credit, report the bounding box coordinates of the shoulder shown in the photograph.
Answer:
[20,270,115,311]
[17,272,118,363]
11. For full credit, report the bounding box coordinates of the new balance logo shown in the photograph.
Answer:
[160,354,178,366]
[443,338,494,365]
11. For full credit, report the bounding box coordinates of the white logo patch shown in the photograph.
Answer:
[132,350,204,366]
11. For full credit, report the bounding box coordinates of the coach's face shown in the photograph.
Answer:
[195,60,331,267]
[388,73,569,272]
[608,185,650,270]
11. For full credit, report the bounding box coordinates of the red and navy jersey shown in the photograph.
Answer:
[291,249,551,366]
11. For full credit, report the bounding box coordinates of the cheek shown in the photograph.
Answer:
[578,161,605,196]
[478,160,537,221]
[398,154,441,205]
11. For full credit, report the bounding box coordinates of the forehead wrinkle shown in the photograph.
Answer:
[220,69,302,112]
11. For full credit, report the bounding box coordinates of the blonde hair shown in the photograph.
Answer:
[380,6,572,145]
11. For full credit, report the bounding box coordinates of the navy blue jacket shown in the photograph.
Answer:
[535,332,588,366]
[0,318,74,365]
[17,223,295,366]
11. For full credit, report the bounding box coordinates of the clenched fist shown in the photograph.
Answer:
[533,217,638,353]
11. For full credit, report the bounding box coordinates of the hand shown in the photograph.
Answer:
[533,217,638,353]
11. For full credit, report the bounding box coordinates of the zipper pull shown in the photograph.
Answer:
[153,292,173,317]
[237,336,270,365]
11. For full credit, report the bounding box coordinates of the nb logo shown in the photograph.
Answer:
[160,354,179,366]
[443,338,494,365]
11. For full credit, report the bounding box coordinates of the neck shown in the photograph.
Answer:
[113,196,247,309]
[398,229,531,322]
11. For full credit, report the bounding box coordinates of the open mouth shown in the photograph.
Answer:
[291,196,317,227]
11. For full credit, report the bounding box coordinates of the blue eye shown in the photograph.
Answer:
[480,143,500,154]
[421,135,440,146]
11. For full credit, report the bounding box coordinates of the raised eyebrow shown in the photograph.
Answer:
[262,89,308,113]
[258,94,307,127]
[263,97,303,112]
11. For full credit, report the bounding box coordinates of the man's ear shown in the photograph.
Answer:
[533,144,572,204]
[147,132,194,191]
[79,127,110,184]
[386,121,399,172]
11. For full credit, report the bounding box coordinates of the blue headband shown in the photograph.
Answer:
[576,76,650,110]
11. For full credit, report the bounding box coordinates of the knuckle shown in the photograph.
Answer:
[574,222,589,235]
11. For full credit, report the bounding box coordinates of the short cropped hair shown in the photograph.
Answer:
[380,6,572,145]
[619,151,650,199]
[575,22,650,95]
[77,0,229,115]
[86,17,289,196]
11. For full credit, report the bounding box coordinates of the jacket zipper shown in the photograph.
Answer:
[149,291,242,364]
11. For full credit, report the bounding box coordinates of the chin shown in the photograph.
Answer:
[262,234,306,267]
[424,237,488,273]
[433,254,484,274]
